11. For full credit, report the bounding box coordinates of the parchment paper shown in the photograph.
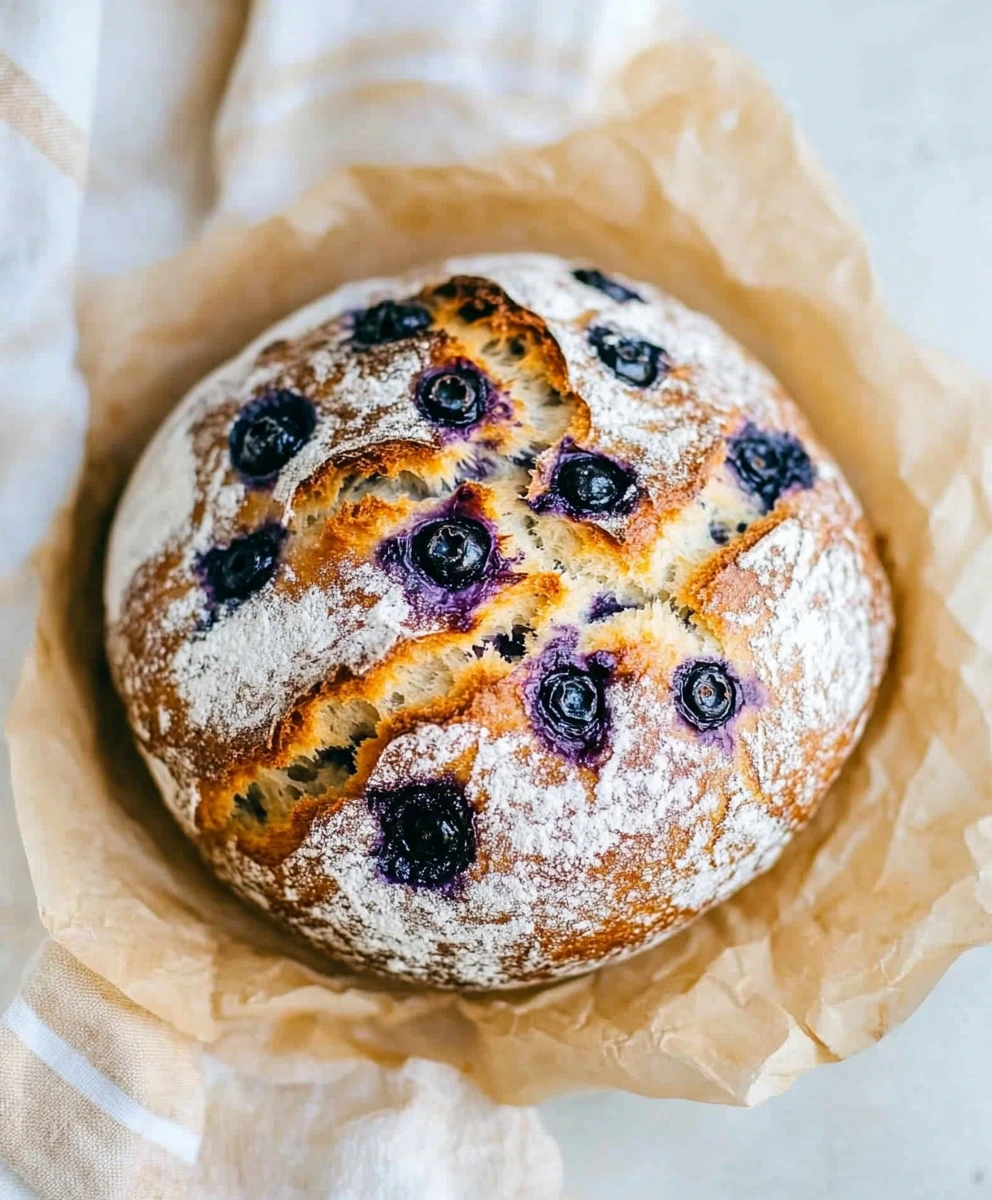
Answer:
[8,34,992,1106]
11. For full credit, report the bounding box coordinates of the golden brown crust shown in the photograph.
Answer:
[106,252,893,989]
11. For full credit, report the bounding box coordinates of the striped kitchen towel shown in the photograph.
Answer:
[0,943,203,1199]
[0,945,566,1200]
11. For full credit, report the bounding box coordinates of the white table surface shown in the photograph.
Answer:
[540,1,992,1197]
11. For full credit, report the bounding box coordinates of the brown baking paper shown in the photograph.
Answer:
[8,34,992,1106]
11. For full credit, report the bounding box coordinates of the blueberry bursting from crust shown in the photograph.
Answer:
[409,518,492,590]
[414,362,488,427]
[674,660,740,732]
[588,325,671,387]
[376,490,507,631]
[229,389,316,482]
[368,781,476,889]
[726,424,815,513]
[531,653,613,762]
[353,299,432,346]
[199,524,285,610]
[538,667,604,751]
[551,451,638,517]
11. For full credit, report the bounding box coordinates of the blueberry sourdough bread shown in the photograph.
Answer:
[105,253,893,989]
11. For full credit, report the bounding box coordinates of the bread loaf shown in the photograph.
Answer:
[105,253,892,989]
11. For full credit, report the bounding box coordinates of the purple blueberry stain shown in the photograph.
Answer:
[532,440,639,521]
[198,523,286,614]
[587,594,642,623]
[352,298,432,347]
[672,658,764,752]
[367,779,476,889]
[572,267,643,303]
[523,631,614,764]
[726,423,814,513]
[229,389,316,485]
[377,489,516,630]
[588,325,671,387]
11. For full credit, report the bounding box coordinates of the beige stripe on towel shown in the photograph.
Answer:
[0,943,203,1200]
[0,52,87,183]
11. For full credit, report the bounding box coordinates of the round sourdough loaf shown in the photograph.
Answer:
[105,253,893,989]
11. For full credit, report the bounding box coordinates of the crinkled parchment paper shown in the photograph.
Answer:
[8,35,992,1105]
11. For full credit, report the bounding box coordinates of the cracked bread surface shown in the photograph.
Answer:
[105,252,893,989]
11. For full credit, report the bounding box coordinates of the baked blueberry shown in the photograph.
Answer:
[552,451,637,517]
[353,299,432,346]
[410,518,492,589]
[572,267,643,303]
[536,664,607,757]
[674,660,739,731]
[229,389,316,482]
[415,363,487,427]
[369,781,476,888]
[589,325,669,387]
[726,424,814,513]
[200,524,284,608]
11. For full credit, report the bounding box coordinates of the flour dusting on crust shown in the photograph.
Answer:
[105,252,893,989]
